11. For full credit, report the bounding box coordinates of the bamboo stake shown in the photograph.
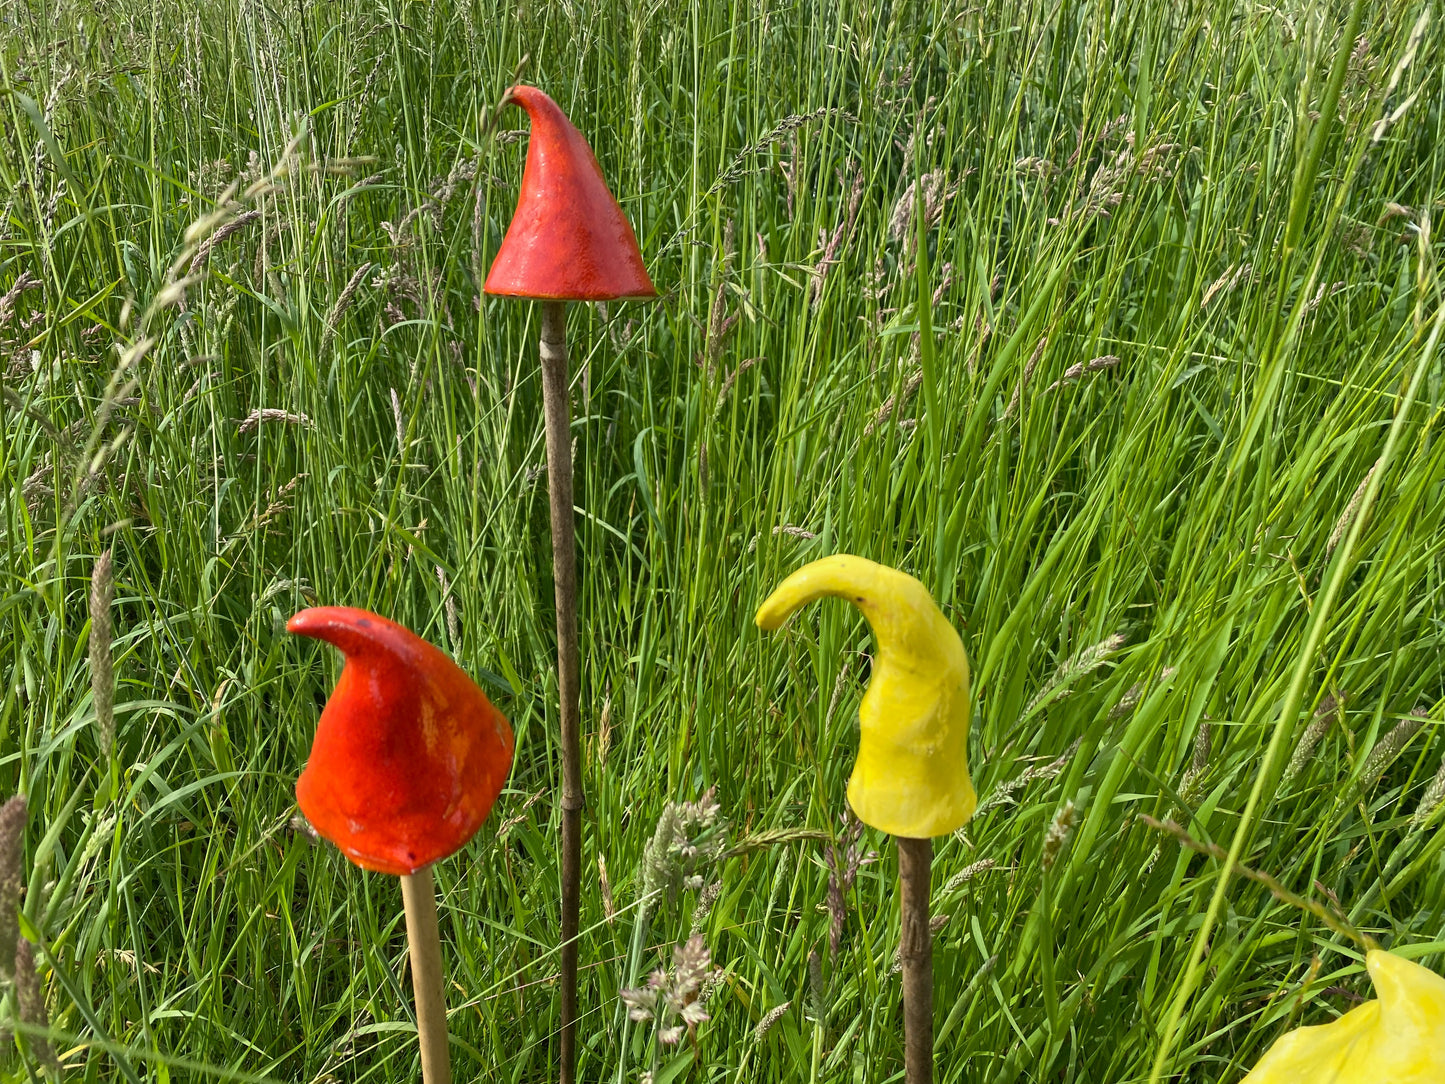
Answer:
[897,836,933,1084]
[539,299,583,1084]
[401,866,451,1084]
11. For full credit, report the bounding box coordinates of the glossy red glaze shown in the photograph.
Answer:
[485,85,656,302]
[288,606,514,875]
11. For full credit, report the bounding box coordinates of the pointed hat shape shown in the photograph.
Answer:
[289,607,514,875]
[756,555,976,838]
[1241,950,1445,1082]
[485,86,656,301]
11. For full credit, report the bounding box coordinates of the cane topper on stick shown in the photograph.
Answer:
[756,554,975,1084]
[484,82,656,1084]
[1240,950,1445,1083]
[289,606,514,1084]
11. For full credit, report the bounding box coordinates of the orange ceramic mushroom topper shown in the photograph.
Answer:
[486,84,656,1084]
[290,606,514,1084]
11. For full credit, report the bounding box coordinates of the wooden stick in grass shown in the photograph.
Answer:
[539,297,585,1064]
[897,836,934,1083]
[401,867,450,1084]
[288,607,515,1084]
[484,84,656,1084]
[756,555,977,1084]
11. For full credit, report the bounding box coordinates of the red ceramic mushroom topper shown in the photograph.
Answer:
[289,607,515,875]
[483,84,655,1084]
[484,85,656,302]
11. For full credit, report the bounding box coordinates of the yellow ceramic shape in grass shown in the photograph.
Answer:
[1241,950,1445,1083]
[755,554,976,838]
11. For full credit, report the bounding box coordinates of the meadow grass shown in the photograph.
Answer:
[1,0,1443,1080]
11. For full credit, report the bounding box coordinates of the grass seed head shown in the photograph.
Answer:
[90,549,116,757]
[641,789,726,909]
[1042,354,1120,394]
[13,937,58,1070]
[434,566,460,652]
[1328,458,1381,554]
[810,159,863,307]
[824,811,876,957]
[390,387,405,453]
[809,946,828,1003]
[0,795,26,983]
[974,738,1081,819]
[1283,692,1348,786]
[1180,721,1214,803]
[236,408,311,434]
[1358,707,1430,792]
[1411,754,1445,828]
[598,855,615,924]
[691,878,724,934]
[1110,666,1177,720]
[1025,633,1126,715]
[752,1000,790,1041]
[1042,800,1077,871]
[620,933,717,1046]
[1004,335,1049,419]
[0,271,42,327]
[325,261,373,334]
[888,169,956,253]
[942,858,996,893]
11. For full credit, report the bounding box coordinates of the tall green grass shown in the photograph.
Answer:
[1,0,1443,1080]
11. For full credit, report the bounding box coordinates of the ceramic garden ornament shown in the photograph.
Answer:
[1241,949,1445,1083]
[484,86,656,302]
[485,83,656,1084]
[755,554,976,837]
[290,606,514,1084]
[756,554,975,1084]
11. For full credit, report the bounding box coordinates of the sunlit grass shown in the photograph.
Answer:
[1,1,1443,1081]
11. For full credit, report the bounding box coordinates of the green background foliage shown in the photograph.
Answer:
[1,0,1443,1079]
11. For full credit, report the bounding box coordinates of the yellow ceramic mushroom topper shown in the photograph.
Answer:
[1240,950,1445,1083]
[756,553,976,1084]
[755,553,977,838]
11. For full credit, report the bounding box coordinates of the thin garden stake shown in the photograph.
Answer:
[540,297,584,1068]
[402,867,451,1084]
[484,84,656,1084]
[897,836,934,1084]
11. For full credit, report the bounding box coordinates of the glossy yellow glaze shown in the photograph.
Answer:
[756,555,976,838]
[1241,950,1445,1083]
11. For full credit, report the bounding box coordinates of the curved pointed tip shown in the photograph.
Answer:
[755,554,875,630]
[286,605,432,671]
[501,83,559,117]
[286,607,322,636]
[1368,949,1445,1014]
[286,605,360,639]
[484,84,657,302]
[1367,949,1416,1002]
[755,556,944,643]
